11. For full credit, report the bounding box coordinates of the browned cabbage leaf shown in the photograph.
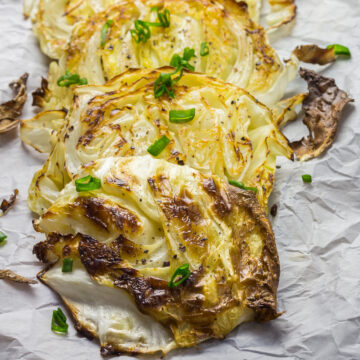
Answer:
[0,74,28,133]
[293,44,336,65]
[289,68,353,161]
[0,269,37,284]
[0,189,19,216]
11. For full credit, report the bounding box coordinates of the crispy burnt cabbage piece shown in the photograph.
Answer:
[289,69,353,161]
[0,269,37,285]
[24,0,297,111]
[0,189,19,216]
[272,68,354,161]
[21,68,292,215]
[33,155,281,355]
[293,44,337,65]
[0,74,28,134]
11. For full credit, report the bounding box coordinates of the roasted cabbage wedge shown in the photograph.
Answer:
[24,0,298,110]
[22,68,292,215]
[24,0,296,57]
[33,155,281,355]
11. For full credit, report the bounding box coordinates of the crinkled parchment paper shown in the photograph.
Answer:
[0,0,359,359]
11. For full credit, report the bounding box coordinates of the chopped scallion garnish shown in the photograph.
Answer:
[169,108,196,123]
[75,175,101,192]
[154,73,177,98]
[147,136,171,156]
[229,179,258,193]
[51,308,69,334]
[327,44,351,57]
[200,42,209,56]
[0,231,7,243]
[57,70,88,87]
[168,263,191,288]
[155,8,170,28]
[62,258,73,273]
[302,174,312,183]
[170,47,196,71]
[154,47,196,98]
[130,8,170,44]
[130,20,151,43]
[100,19,114,47]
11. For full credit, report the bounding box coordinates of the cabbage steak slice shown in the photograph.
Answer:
[22,68,292,215]
[24,0,297,112]
[33,155,280,355]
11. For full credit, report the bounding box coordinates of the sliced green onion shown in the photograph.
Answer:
[169,108,196,124]
[302,174,312,183]
[100,19,114,47]
[155,8,170,28]
[62,258,73,273]
[57,70,88,87]
[155,48,196,98]
[131,8,170,43]
[229,179,258,193]
[51,308,68,334]
[154,72,177,98]
[170,48,196,71]
[182,48,196,70]
[0,231,7,243]
[327,44,351,57]
[54,309,66,325]
[75,175,101,192]
[247,187,258,193]
[130,20,151,43]
[169,54,182,68]
[183,47,196,61]
[229,179,244,188]
[168,263,190,288]
[200,42,209,56]
[147,136,171,156]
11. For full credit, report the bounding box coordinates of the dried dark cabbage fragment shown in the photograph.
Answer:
[289,68,353,161]
[0,73,28,133]
[293,44,336,65]
[0,189,19,216]
[32,77,50,107]
[0,269,37,284]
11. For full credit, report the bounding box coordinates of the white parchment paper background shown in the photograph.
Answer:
[0,0,359,359]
